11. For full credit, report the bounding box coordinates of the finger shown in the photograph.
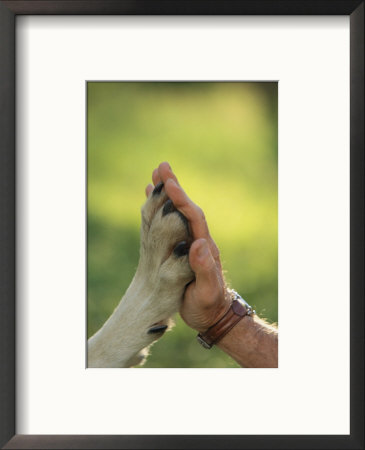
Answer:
[164,178,210,240]
[189,239,220,297]
[145,184,154,197]
[157,165,221,266]
[165,177,221,266]
[157,161,180,186]
[152,168,161,186]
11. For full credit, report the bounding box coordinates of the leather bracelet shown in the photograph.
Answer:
[196,290,255,349]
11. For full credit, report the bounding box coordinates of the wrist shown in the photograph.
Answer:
[196,290,255,349]
[196,286,232,333]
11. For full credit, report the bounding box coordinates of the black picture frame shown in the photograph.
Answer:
[0,1,363,449]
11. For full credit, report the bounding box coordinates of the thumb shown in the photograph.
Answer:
[189,238,218,291]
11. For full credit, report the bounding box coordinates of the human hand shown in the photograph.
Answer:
[145,162,231,332]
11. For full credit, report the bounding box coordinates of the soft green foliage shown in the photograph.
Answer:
[88,82,277,368]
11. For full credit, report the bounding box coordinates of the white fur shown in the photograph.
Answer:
[88,188,193,367]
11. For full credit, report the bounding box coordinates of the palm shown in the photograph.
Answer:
[180,267,226,332]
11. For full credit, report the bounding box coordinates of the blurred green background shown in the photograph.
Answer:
[87,82,277,368]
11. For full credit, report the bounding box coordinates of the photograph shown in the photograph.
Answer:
[1,1,363,447]
[87,82,278,368]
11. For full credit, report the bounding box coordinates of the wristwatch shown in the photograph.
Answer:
[196,290,255,349]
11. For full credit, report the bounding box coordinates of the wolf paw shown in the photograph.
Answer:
[137,181,195,329]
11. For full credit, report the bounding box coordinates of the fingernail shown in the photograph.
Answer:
[197,239,209,258]
[166,178,176,187]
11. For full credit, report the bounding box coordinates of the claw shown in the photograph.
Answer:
[148,324,168,334]
[162,199,176,216]
[152,182,164,196]
[162,200,189,232]
[173,241,190,257]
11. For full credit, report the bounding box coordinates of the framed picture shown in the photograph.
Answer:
[86,80,278,369]
[0,1,363,449]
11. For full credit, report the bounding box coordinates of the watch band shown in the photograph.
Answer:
[196,291,255,349]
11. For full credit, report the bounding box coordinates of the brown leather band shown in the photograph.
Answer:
[197,297,250,349]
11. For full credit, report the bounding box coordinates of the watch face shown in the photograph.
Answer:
[196,335,212,349]
[236,293,249,308]
[231,299,247,316]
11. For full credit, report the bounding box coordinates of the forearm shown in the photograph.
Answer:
[87,289,147,368]
[217,315,278,368]
[88,276,166,368]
